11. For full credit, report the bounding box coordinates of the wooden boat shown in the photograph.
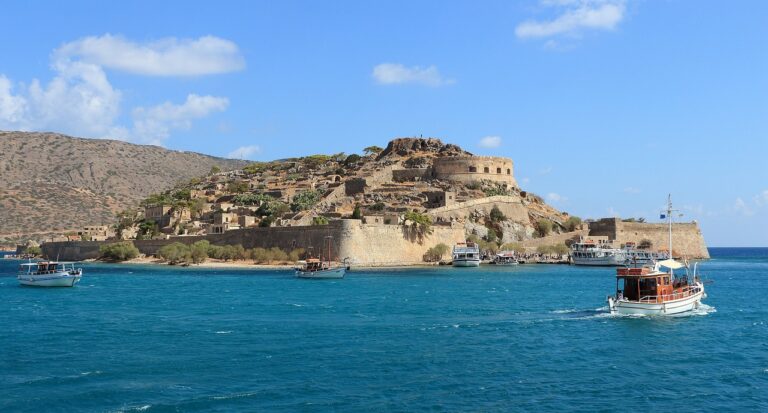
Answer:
[606,195,707,315]
[295,236,347,279]
[607,259,705,315]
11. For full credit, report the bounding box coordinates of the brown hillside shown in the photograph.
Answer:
[0,131,248,241]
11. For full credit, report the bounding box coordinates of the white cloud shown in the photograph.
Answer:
[538,166,553,175]
[520,177,531,185]
[54,34,245,77]
[128,94,229,145]
[516,0,626,39]
[754,190,768,207]
[372,63,454,87]
[227,145,261,160]
[547,192,567,203]
[0,61,122,138]
[0,34,237,146]
[479,136,502,148]
[623,186,641,194]
[734,198,754,217]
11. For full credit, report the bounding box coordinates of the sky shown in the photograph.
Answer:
[0,0,766,246]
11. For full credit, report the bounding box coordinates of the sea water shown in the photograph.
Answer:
[0,248,766,412]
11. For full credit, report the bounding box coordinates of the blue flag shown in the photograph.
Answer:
[660,214,666,219]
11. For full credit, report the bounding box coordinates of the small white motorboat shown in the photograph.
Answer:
[17,261,82,287]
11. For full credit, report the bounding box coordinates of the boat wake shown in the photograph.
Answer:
[549,307,613,320]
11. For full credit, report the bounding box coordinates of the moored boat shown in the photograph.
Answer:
[452,242,480,267]
[492,251,519,265]
[17,261,82,287]
[570,240,627,266]
[295,236,347,279]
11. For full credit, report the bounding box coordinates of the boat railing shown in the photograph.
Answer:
[637,285,703,303]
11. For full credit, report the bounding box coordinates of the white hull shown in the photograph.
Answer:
[572,255,626,266]
[18,273,81,287]
[608,283,705,316]
[296,267,346,279]
[452,259,480,267]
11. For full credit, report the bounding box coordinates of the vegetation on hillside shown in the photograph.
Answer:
[100,241,140,261]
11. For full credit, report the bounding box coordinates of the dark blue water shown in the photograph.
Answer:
[1,248,766,412]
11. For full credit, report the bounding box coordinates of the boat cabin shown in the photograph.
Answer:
[615,265,694,303]
[453,242,480,259]
[18,261,77,275]
[297,258,329,273]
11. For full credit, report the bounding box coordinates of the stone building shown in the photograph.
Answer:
[432,156,516,187]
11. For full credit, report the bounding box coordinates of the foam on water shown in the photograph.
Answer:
[0,249,766,412]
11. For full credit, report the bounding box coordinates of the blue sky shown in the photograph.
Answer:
[0,1,766,246]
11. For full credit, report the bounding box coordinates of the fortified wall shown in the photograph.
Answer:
[432,156,516,187]
[42,220,465,267]
[392,156,517,187]
[587,218,709,259]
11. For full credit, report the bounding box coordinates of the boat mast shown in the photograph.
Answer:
[667,194,673,258]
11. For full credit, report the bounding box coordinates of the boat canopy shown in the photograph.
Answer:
[657,259,685,269]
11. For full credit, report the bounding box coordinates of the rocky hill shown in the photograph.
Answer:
[0,131,248,241]
[125,137,572,249]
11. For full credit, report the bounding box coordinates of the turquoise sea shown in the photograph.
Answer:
[1,248,766,412]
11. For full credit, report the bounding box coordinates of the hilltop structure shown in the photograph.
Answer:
[41,136,709,263]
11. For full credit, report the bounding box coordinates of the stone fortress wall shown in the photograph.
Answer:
[42,219,465,266]
[587,218,709,259]
[432,156,516,187]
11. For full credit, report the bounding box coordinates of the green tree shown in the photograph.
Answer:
[250,248,269,263]
[288,248,305,262]
[137,220,159,239]
[259,216,274,227]
[344,154,362,166]
[363,145,384,156]
[158,242,191,265]
[433,243,449,260]
[209,165,221,175]
[312,216,329,225]
[291,190,322,212]
[26,245,42,257]
[190,240,210,264]
[535,219,553,238]
[227,181,250,194]
[269,247,288,263]
[565,216,583,231]
[100,241,140,261]
[351,204,362,219]
[552,244,570,256]
[404,210,433,237]
[489,205,506,223]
